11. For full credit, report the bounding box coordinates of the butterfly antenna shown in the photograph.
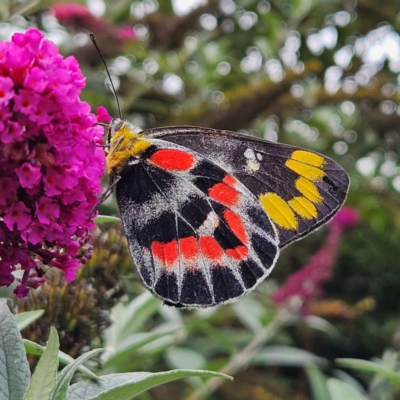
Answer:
[90,33,122,119]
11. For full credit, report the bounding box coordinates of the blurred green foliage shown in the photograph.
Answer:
[3,0,400,398]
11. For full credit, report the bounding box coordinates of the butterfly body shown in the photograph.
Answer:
[106,120,349,308]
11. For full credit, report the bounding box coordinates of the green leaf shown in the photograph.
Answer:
[119,292,161,336]
[67,369,232,400]
[333,369,367,395]
[232,297,264,333]
[304,316,340,338]
[53,349,103,400]
[252,346,328,368]
[0,300,30,400]
[327,378,368,400]
[24,340,98,380]
[103,292,160,355]
[165,347,206,370]
[24,327,59,400]
[336,358,400,386]
[102,329,179,370]
[16,310,45,331]
[305,363,331,400]
[381,349,398,370]
[94,215,121,223]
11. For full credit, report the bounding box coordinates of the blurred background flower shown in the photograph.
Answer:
[272,207,359,315]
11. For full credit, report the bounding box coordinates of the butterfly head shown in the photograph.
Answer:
[106,118,151,176]
[106,117,125,146]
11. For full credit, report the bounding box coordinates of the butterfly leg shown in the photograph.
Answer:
[89,175,122,219]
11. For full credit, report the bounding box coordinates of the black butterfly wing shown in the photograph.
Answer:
[145,126,350,248]
[116,138,279,307]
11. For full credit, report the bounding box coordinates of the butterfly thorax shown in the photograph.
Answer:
[106,119,151,176]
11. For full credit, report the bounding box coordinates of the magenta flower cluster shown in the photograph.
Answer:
[0,28,109,297]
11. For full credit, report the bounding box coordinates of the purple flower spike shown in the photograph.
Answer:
[0,28,110,297]
[272,207,359,316]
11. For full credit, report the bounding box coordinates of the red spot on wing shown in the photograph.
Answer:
[179,236,199,260]
[223,175,237,186]
[151,240,178,267]
[199,236,224,261]
[208,183,239,207]
[149,149,196,171]
[223,210,248,244]
[226,245,248,260]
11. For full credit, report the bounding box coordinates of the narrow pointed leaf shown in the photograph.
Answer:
[94,215,121,223]
[336,358,400,386]
[15,310,45,331]
[24,340,98,380]
[165,347,206,370]
[305,363,331,400]
[252,345,328,367]
[0,300,30,400]
[327,378,368,400]
[53,349,103,400]
[24,326,59,400]
[102,329,178,370]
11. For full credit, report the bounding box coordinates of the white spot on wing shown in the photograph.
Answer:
[244,148,255,159]
[198,211,219,235]
[244,148,260,172]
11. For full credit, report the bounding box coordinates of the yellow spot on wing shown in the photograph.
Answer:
[259,192,298,230]
[295,177,323,204]
[291,150,326,168]
[286,159,325,181]
[288,196,318,220]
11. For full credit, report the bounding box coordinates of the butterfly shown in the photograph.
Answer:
[103,119,349,308]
